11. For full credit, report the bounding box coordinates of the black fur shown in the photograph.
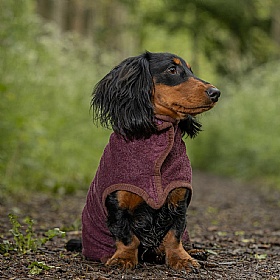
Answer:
[105,192,133,246]
[91,52,201,140]
[91,53,156,140]
[179,115,202,138]
[66,52,220,268]
[105,189,190,263]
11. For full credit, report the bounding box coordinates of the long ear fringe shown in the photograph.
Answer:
[91,53,156,140]
[179,115,202,138]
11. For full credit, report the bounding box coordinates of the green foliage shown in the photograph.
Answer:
[0,0,110,194]
[8,214,37,253]
[0,214,65,255]
[188,60,280,187]
[138,0,280,78]
[1,0,280,194]
[28,261,53,275]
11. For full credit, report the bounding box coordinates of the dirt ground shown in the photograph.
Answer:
[1,171,280,279]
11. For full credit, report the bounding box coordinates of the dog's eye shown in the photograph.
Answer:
[167,66,178,75]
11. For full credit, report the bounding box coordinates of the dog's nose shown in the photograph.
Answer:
[206,87,221,103]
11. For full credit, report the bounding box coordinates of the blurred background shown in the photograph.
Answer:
[1,0,280,198]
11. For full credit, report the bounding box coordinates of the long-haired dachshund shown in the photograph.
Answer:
[67,52,220,272]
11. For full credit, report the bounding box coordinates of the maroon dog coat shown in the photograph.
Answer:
[82,115,193,262]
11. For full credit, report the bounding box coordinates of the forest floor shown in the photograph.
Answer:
[1,171,280,279]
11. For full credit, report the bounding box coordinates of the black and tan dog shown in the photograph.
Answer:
[67,52,220,272]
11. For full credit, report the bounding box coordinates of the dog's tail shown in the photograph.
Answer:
[65,239,82,252]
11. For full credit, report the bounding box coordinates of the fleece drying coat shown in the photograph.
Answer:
[82,115,193,262]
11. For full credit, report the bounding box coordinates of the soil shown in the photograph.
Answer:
[1,171,280,279]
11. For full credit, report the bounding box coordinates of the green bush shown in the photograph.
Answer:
[1,0,279,196]
[188,60,280,187]
[0,0,110,194]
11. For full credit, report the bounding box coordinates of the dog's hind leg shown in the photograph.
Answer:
[105,191,143,269]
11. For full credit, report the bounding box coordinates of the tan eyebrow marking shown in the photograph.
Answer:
[173,58,182,65]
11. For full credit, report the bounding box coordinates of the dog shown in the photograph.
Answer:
[67,52,220,272]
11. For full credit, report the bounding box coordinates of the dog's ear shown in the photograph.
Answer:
[91,52,156,140]
[179,115,202,138]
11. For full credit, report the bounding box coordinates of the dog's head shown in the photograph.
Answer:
[91,52,220,140]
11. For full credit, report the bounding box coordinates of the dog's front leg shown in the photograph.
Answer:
[105,191,143,269]
[163,188,200,272]
[163,230,200,271]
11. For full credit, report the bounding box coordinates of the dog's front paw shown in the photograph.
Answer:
[106,236,140,270]
[106,251,138,270]
[166,250,200,272]
[164,231,201,272]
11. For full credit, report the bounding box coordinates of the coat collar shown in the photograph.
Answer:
[154,114,179,131]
